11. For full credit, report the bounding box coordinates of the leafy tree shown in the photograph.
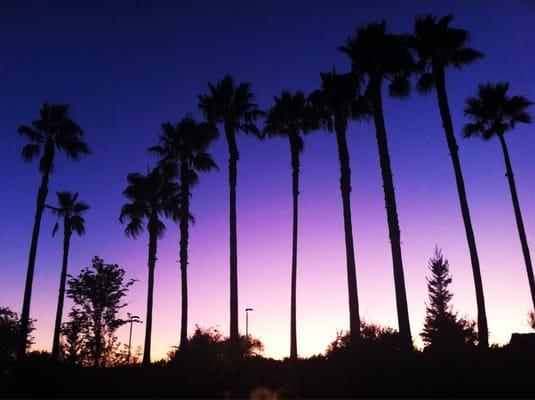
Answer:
[409,14,488,348]
[198,76,263,344]
[47,191,89,360]
[464,82,535,311]
[340,21,414,351]
[120,166,180,365]
[310,70,369,343]
[17,104,90,359]
[149,116,218,349]
[264,91,319,359]
[421,248,478,351]
[326,321,400,356]
[66,256,135,367]
[60,308,88,365]
[0,307,35,365]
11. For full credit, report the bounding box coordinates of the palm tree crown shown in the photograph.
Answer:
[50,192,89,238]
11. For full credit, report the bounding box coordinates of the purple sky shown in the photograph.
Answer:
[1,0,535,360]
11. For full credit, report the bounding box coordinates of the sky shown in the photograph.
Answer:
[1,0,535,360]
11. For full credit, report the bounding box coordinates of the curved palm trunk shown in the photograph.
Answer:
[179,170,190,348]
[498,134,535,310]
[289,136,300,360]
[334,117,360,342]
[51,225,72,360]
[18,168,51,360]
[433,66,489,348]
[143,225,158,365]
[225,125,240,344]
[370,81,412,351]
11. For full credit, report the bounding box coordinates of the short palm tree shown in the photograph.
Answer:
[409,14,488,348]
[17,104,89,359]
[264,90,318,360]
[309,70,368,343]
[120,167,180,365]
[48,191,89,360]
[340,21,414,351]
[149,116,218,348]
[198,75,263,344]
[464,82,535,311]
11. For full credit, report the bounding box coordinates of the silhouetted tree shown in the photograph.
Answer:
[464,82,535,311]
[264,91,319,359]
[47,191,89,360]
[0,307,35,366]
[421,248,478,351]
[66,256,135,367]
[17,104,90,359]
[60,308,87,365]
[198,76,263,344]
[409,14,488,348]
[120,167,180,365]
[310,70,369,343]
[149,116,218,349]
[340,21,414,351]
[326,321,400,356]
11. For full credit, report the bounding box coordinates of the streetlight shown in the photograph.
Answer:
[245,308,254,339]
[126,313,142,364]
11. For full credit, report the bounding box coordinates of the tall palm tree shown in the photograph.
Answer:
[464,82,535,311]
[198,75,263,344]
[17,104,89,359]
[149,116,218,348]
[409,14,489,348]
[340,21,414,351]
[48,191,89,360]
[264,91,318,359]
[120,167,180,365]
[309,70,368,342]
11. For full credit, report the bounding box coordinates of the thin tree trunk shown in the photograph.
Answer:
[433,66,489,348]
[18,168,51,360]
[179,166,190,348]
[334,117,360,342]
[51,226,71,360]
[370,81,412,351]
[289,136,299,360]
[225,125,239,344]
[498,134,535,310]
[143,226,158,365]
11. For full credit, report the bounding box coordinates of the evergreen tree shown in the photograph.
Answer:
[421,248,477,351]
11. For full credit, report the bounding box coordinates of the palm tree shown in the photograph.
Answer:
[198,75,263,344]
[409,14,489,348]
[464,82,535,311]
[149,116,218,348]
[264,91,318,359]
[309,70,368,342]
[340,21,414,351]
[17,104,89,359]
[120,167,180,365]
[48,191,89,360]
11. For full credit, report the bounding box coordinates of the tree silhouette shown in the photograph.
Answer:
[120,167,180,365]
[47,191,89,360]
[464,82,535,311]
[409,14,488,348]
[149,116,218,349]
[340,21,414,351]
[264,91,319,359]
[198,75,263,344]
[17,104,90,359]
[0,307,35,366]
[309,70,369,343]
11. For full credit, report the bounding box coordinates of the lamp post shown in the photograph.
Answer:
[126,313,141,364]
[245,308,253,339]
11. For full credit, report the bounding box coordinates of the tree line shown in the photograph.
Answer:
[12,14,535,365]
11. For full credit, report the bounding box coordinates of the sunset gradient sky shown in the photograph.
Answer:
[1,0,535,360]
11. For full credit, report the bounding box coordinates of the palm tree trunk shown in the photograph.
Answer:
[179,172,190,348]
[18,168,50,360]
[334,117,360,342]
[433,66,489,348]
[143,226,158,365]
[289,136,299,360]
[370,81,412,351]
[498,134,535,310]
[51,226,71,360]
[225,125,239,344]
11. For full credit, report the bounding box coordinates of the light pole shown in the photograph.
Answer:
[245,308,253,339]
[126,313,141,364]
